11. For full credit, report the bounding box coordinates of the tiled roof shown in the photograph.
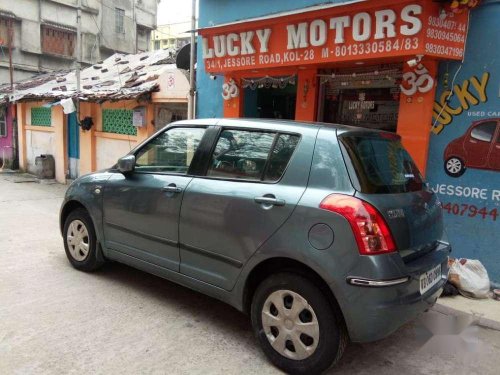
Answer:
[0,70,70,105]
[6,49,181,103]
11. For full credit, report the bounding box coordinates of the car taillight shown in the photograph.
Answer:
[319,194,396,255]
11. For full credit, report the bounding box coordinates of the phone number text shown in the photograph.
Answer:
[441,202,498,221]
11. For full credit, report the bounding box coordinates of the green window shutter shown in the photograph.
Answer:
[102,109,137,136]
[31,107,52,126]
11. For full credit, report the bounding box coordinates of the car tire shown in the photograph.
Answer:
[63,208,105,272]
[251,273,348,375]
[444,156,466,177]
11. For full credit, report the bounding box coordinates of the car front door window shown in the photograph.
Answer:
[135,127,206,173]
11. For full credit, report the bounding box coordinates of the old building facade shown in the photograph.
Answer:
[0,0,158,84]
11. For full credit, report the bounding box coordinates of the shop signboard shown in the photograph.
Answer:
[426,4,500,283]
[200,0,468,73]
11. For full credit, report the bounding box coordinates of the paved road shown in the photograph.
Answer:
[1,174,499,374]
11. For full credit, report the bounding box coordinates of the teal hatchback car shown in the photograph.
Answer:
[60,119,450,374]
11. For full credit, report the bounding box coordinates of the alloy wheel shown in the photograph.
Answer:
[261,290,320,360]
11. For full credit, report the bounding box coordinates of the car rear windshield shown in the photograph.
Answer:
[339,133,424,194]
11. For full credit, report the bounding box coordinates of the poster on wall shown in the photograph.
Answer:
[425,4,500,283]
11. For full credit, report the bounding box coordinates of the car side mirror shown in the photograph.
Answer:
[117,155,136,174]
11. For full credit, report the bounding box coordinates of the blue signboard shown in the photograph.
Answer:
[426,1,500,284]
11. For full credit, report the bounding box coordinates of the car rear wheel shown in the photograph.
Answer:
[445,157,466,177]
[251,273,348,374]
[63,208,105,272]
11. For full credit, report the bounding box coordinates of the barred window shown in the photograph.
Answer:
[115,8,125,34]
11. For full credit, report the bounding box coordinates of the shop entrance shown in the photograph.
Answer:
[243,76,297,120]
[318,64,402,132]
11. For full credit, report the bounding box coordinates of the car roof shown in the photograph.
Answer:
[171,118,377,134]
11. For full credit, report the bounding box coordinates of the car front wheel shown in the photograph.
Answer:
[63,208,105,272]
[251,273,348,374]
[445,157,466,177]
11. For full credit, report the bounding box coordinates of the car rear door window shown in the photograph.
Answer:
[339,133,424,194]
[264,133,300,181]
[470,121,496,142]
[207,130,300,181]
[207,130,275,180]
[135,127,206,174]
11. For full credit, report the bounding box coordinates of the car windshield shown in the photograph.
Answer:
[339,133,424,194]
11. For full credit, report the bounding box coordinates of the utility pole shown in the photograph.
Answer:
[188,0,196,119]
[8,18,18,170]
[76,0,82,119]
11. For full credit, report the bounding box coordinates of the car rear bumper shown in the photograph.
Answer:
[336,243,450,343]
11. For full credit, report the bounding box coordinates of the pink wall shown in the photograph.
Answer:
[0,105,14,166]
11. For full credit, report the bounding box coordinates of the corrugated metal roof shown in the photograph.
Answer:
[7,49,182,103]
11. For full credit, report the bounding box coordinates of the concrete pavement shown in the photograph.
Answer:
[436,294,500,331]
[1,174,499,374]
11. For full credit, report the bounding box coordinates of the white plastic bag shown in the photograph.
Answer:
[448,258,490,298]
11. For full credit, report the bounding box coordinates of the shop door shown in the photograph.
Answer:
[243,76,297,119]
[67,112,79,179]
[318,65,402,132]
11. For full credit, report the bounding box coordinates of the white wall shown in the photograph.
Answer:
[96,137,135,171]
[25,130,55,174]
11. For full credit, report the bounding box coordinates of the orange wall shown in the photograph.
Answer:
[397,59,438,175]
[79,100,156,175]
[222,61,437,176]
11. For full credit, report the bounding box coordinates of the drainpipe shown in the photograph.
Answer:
[188,0,196,119]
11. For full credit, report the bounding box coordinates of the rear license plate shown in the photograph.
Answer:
[419,264,441,295]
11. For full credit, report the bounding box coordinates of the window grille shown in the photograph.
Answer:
[115,8,125,34]
[31,107,52,127]
[102,109,136,136]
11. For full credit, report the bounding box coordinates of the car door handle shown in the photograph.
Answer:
[254,196,286,206]
[469,139,478,143]
[162,185,183,193]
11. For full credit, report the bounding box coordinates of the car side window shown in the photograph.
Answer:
[470,122,497,142]
[135,127,206,174]
[207,130,275,180]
